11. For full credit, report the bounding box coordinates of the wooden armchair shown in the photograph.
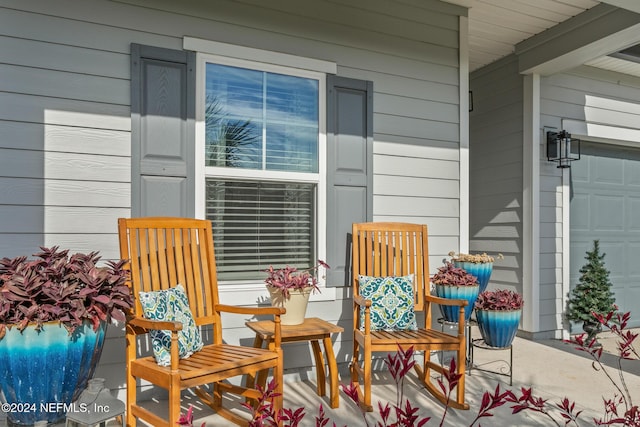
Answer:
[118,217,284,427]
[351,222,469,410]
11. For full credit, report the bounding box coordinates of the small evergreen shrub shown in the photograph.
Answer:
[566,240,616,326]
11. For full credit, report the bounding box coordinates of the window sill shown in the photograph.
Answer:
[218,283,337,306]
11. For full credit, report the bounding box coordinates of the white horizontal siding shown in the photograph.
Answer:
[0,64,129,105]
[540,65,640,336]
[341,67,459,104]
[0,206,128,233]
[0,6,181,53]
[0,93,130,131]
[0,0,463,394]
[1,150,129,181]
[469,55,524,301]
[0,178,129,207]
[0,35,131,79]
[0,122,130,155]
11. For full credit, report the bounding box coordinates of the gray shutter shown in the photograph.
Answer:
[130,44,195,217]
[326,76,373,287]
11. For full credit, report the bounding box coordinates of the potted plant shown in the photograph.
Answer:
[449,251,503,294]
[265,260,329,325]
[566,240,616,343]
[431,261,479,323]
[0,246,132,426]
[474,289,523,348]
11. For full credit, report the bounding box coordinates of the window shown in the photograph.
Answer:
[196,55,326,282]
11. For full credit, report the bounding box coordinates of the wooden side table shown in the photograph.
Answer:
[245,317,344,408]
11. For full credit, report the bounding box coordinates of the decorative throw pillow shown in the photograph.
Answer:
[139,284,204,367]
[358,274,418,331]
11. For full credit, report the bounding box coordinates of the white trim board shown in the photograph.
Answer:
[184,37,337,75]
[523,73,540,333]
[562,119,640,146]
[220,284,336,306]
[459,15,470,254]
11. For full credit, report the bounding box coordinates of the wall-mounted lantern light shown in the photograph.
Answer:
[546,130,580,168]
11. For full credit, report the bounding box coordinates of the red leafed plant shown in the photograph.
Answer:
[474,289,523,311]
[0,246,132,336]
[500,308,639,426]
[431,262,478,287]
[342,345,432,427]
[567,309,639,426]
[264,260,329,299]
[176,405,205,427]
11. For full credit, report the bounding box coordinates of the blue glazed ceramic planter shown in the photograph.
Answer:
[453,261,493,293]
[476,309,521,348]
[0,321,107,426]
[435,284,479,323]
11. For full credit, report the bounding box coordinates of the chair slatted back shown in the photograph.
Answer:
[118,217,220,333]
[352,222,429,312]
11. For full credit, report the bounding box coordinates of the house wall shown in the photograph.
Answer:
[539,64,640,333]
[470,60,640,338]
[0,0,465,395]
[469,55,525,304]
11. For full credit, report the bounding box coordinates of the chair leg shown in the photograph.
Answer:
[213,382,222,410]
[362,343,372,411]
[125,368,136,427]
[423,349,432,381]
[125,333,136,427]
[350,341,360,385]
[168,375,181,425]
[350,342,364,409]
[274,352,284,427]
[455,341,467,408]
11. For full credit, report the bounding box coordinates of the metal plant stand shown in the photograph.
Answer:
[468,338,513,386]
[437,317,474,372]
[438,317,514,386]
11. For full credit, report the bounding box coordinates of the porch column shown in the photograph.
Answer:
[522,73,540,333]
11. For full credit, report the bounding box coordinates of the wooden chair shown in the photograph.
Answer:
[118,217,284,427]
[351,222,469,410]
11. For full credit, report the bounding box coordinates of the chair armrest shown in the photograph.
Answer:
[425,295,468,307]
[216,304,286,316]
[126,315,183,370]
[127,315,183,332]
[216,304,284,350]
[353,294,373,334]
[354,294,371,307]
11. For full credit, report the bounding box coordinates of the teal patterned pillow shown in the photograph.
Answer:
[139,284,204,366]
[358,275,417,331]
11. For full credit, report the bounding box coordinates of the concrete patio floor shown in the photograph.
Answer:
[2,329,637,426]
[144,328,640,426]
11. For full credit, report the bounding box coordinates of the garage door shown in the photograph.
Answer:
[570,141,640,329]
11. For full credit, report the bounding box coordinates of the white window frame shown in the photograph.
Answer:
[190,38,335,303]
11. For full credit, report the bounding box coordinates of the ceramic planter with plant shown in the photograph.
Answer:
[431,261,479,323]
[0,247,132,426]
[265,260,329,325]
[474,289,523,348]
[448,251,503,294]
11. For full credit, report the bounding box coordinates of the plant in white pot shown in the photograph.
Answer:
[265,260,329,325]
[0,246,132,425]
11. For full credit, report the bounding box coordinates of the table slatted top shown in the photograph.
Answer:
[246,317,343,340]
